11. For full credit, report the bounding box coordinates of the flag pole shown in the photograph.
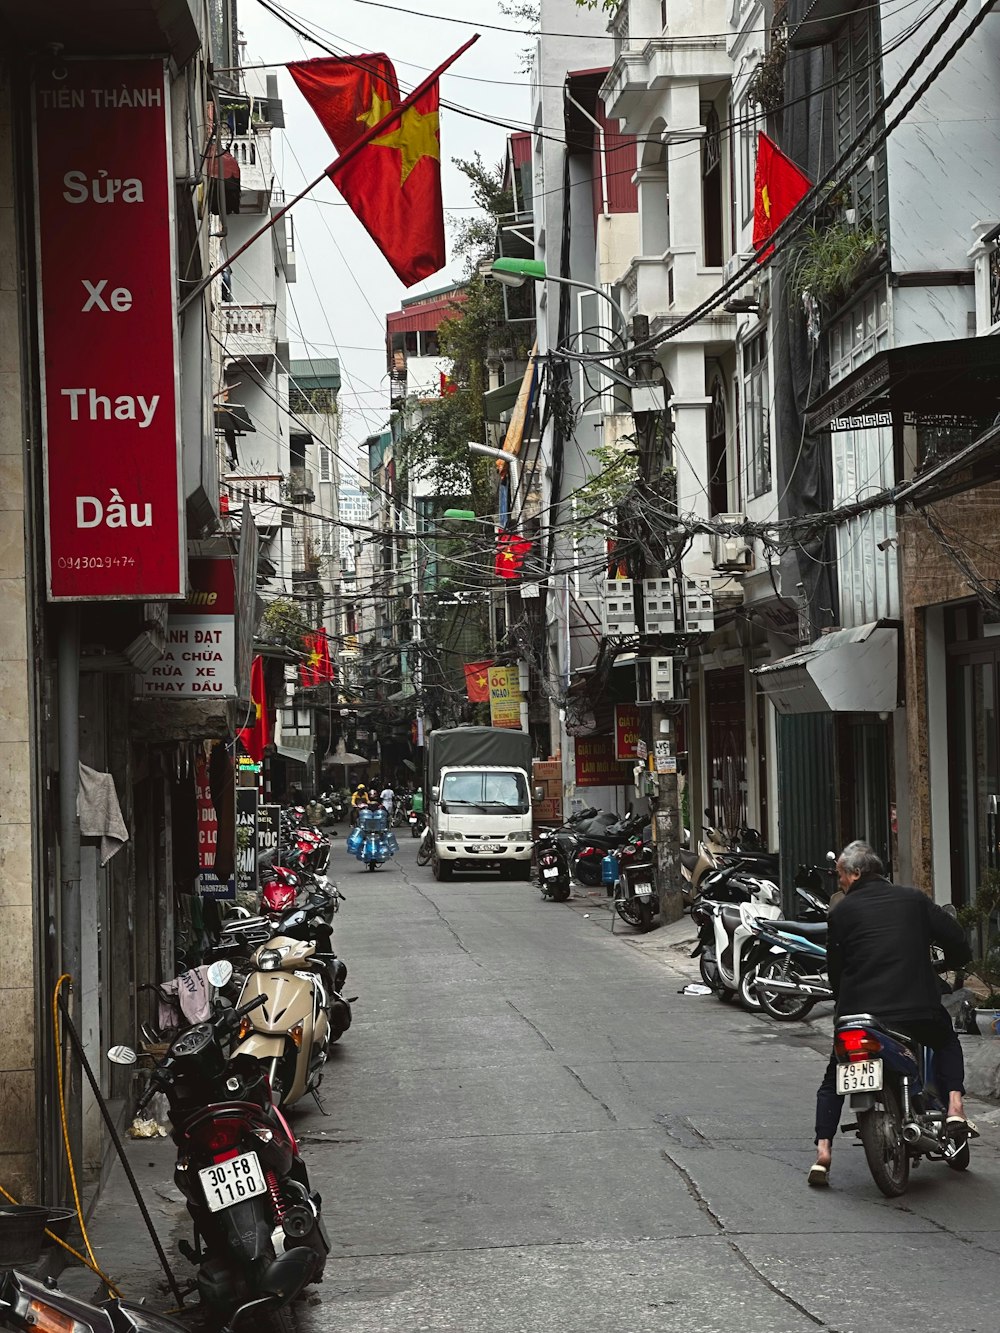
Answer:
[179,34,480,314]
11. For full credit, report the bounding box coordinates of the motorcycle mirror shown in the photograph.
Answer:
[107,1045,137,1065]
[942,902,958,918]
[826,851,837,864]
[207,960,234,988]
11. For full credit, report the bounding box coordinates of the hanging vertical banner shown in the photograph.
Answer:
[489,665,523,730]
[614,704,642,761]
[195,754,235,899]
[235,787,259,897]
[33,59,184,600]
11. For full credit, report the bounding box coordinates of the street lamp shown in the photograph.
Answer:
[486,257,629,337]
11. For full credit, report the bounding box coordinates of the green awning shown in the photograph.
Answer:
[484,379,521,423]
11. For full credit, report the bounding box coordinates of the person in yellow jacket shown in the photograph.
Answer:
[349,782,367,826]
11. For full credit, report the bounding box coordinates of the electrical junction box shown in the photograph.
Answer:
[602,578,636,636]
[643,578,675,634]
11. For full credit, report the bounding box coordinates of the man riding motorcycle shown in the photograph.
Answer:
[808,839,973,1186]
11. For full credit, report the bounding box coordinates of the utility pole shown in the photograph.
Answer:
[630,315,683,924]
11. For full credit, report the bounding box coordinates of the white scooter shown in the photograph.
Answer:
[691,876,782,1009]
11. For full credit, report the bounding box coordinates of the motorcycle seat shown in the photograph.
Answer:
[775,919,829,938]
[679,848,699,871]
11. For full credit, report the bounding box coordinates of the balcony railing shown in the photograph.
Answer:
[230,128,273,207]
[221,303,276,362]
[222,473,282,531]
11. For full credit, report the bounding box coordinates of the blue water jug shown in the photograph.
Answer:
[346,828,363,856]
[386,831,399,855]
[601,852,619,885]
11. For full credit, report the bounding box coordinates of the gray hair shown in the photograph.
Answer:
[838,840,883,878]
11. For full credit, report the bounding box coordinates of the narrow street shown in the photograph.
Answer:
[284,843,1000,1333]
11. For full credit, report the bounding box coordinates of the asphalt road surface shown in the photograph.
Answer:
[291,843,1000,1333]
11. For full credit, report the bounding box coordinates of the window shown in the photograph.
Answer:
[738,100,757,226]
[827,284,897,625]
[701,102,724,267]
[833,5,888,234]
[742,331,770,499]
[440,770,529,812]
[318,446,332,483]
[707,377,729,515]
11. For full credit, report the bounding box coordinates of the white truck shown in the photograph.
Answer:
[426,727,534,881]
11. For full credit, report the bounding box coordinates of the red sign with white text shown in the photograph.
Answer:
[575,735,632,788]
[34,60,184,600]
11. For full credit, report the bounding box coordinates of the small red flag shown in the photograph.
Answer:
[288,45,475,288]
[237,655,270,763]
[752,132,811,261]
[300,628,335,687]
[463,660,493,703]
[495,531,531,580]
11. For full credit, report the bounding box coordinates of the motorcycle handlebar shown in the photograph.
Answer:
[237,993,268,1019]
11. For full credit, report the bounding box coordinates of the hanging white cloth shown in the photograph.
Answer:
[77,762,130,866]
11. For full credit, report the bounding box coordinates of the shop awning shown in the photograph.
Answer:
[752,622,899,715]
[484,378,522,423]
[804,336,1000,435]
[274,736,314,764]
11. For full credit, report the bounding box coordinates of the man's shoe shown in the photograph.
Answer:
[807,1162,830,1187]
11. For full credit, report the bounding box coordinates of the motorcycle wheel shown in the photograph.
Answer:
[614,898,644,927]
[756,959,817,1022]
[858,1083,909,1197]
[410,825,419,838]
[554,884,572,902]
[739,964,764,1012]
[365,860,378,872]
[416,844,432,867]
[571,854,603,888]
[637,900,655,933]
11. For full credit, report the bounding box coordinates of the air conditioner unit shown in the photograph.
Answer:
[710,514,754,572]
[722,251,755,284]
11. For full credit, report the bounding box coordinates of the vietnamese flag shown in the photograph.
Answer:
[237,655,270,763]
[300,627,335,687]
[752,132,811,261]
[288,41,477,287]
[463,660,493,703]
[495,531,531,580]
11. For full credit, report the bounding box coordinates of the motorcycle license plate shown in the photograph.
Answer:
[836,1059,883,1094]
[542,866,559,879]
[199,1151,267,1213]
[633,882,654,896]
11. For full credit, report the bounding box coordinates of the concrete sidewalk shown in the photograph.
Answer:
[565,880,1000,1106]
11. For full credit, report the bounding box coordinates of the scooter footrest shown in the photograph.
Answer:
[839,1122,858,1133]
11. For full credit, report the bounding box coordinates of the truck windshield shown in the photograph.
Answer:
[441,771,529,814]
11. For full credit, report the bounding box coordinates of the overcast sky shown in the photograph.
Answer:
[237,0,531,470]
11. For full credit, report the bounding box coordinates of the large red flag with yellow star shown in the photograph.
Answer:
[289,46,474,287]
[237,655,270,763]
[752,131,811,262]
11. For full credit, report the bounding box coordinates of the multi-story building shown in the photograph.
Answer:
[0,0,242,1199]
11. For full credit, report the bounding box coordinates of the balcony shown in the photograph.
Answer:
[287,468,315,502]
[222,473,282,532]
[230,128,273,211]
[221,303,276,364]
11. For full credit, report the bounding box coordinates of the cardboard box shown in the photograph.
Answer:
[533,760,562,782]
[544,778,563,801]
[532,797,563,824]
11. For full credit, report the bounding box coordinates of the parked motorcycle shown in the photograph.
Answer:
[834,1008,975,1196]
[690,876,782,1006]
[416,823,433,867]
[613,845,657,931]
[0,1219,190,1332]
[749,914,831,1021]
[232,930,351,1109]
[107,968,329,1328]
[570,811,648,887]
[535,827,571,901]
[408,807,426,838]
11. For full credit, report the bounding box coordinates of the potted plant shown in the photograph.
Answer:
[957,870,1000,1030]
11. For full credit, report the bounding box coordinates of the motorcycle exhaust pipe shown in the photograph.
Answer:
[902,1122,943,1155]
[753,977,832,999]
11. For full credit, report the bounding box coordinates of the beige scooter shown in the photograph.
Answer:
[231,935,333,1110]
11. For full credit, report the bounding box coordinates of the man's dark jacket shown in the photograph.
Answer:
[827,874,971,1022]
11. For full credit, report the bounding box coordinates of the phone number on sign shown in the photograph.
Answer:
[56,556,137,570]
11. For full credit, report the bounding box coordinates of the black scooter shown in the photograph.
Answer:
[535,827,571,901]
[108,968,329,1330]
